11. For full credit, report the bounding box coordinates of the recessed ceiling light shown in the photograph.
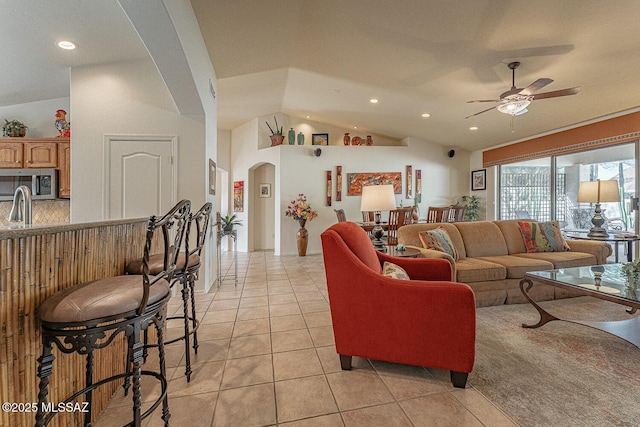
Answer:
[305,115,310,119]
[369,98,379,104]
[57,41,76,50]
[469,126,479,131]
[421,113,431,118]
[353,126,358,129]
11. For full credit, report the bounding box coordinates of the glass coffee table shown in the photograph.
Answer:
[520,265,640,348]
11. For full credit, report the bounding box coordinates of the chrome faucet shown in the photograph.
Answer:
[9,185,33,225]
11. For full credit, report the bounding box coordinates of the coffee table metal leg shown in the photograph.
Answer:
[519,278,561,328]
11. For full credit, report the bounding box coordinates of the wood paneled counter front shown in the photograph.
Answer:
[0,218,152,427]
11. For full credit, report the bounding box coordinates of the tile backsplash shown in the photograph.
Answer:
[0,200,70,226]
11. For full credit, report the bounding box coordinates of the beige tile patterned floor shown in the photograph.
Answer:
[95,251,518,427]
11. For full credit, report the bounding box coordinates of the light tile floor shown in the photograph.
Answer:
[96,251,518,427]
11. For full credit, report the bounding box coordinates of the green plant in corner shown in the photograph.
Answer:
[265,116,283,135]
[456,195,481,221]
[2,119,27,137]
[217,214,242,233]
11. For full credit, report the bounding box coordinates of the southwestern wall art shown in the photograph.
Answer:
[346,172,402,196]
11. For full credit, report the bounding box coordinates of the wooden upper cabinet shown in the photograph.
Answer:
[0,138,68,168]
[57,142,71,198]
[24,142,57,168]
[0,141,23,168]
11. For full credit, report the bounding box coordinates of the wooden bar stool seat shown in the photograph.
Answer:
[35,199,191,427]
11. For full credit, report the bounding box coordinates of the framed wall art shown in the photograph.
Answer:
[326,171,332,206]
[471,169,487,191]
[346,172,402,195]
[415,169,422,202]
[312,133,329,145]
[233,181,244,212]
[259,183,271,198]
[208,159,216,196]
[406,165,412,198]
[336,166,342,201]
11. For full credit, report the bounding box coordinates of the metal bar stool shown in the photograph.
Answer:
[35,199,191,427]
[126,202,211,382]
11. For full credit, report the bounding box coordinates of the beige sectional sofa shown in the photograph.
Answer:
[397,220,612,307]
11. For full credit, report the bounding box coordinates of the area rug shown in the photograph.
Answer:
[470,296,640,427]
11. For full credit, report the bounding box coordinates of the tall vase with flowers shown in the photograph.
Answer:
[285,194,318,256]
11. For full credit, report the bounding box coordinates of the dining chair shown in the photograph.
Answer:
[448,205,467,222]
[387,208,407,245]
[334,208,347,222]
[426,206,451,223]
[362,211,375,222]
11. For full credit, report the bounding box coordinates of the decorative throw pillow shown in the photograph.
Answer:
[518,220,570,253]
[382,261,410,280]
[418,227,460,260]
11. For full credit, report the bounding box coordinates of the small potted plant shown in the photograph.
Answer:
[456,195,481,221]
[265,116,284,146]
[2,119,27,137]
[217,214,242,234]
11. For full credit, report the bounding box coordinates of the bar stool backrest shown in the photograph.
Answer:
[140,199,191,315]
[187,202,213,259]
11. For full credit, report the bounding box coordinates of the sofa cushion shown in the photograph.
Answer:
[455,221,508,257]
[494,219,529,254]
[382,261,410,280]
[418,227,460,260]
[476,255,554,279]
[455,258,506,283]
[398,223,467,259]
[513,251,597,269]
[518,220,570,252]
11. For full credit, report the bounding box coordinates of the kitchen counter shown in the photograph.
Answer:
[0,217,153,426]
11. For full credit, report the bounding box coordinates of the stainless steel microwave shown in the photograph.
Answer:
[0,168,58,201]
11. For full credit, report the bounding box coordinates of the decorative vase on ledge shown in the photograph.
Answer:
[297,132,304,145]
[270,134,285,146]
[288,128,295,145]
[296,219,308,256]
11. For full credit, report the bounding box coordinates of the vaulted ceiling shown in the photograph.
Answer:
[2,1,639,152]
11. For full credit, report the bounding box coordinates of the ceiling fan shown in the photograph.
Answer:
[465,61,580,119]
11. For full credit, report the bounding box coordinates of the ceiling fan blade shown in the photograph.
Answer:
[467,99,501,103]
[465,105,498,119]
[520,78,553,95]
[532,86,581,100]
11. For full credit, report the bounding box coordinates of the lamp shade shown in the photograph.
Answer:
[360,184,396,212]
[577,180,620,203]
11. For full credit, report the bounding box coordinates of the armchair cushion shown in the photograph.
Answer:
[382,261,410,280]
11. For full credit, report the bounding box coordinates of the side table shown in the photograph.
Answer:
[384,246,421,258]
[564,232,639,263]
[217,229,238,286]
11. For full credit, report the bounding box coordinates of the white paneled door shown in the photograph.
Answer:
[104,135,177,219]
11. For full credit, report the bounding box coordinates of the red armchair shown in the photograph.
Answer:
[321,221,476,388]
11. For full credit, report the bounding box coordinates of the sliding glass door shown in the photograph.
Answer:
[498,141,638,234]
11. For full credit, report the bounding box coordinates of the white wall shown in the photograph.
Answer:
[70,58,205,222]
[470,149,495,220]
[230,113,472,255]
[0,97,70,138]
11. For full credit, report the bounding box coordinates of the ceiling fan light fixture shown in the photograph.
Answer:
[496,95,532,116]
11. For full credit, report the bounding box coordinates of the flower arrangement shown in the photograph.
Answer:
[285,194,318,222]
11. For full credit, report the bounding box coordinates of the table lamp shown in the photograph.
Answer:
[577,179,620,238]
[360,184,396,249]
